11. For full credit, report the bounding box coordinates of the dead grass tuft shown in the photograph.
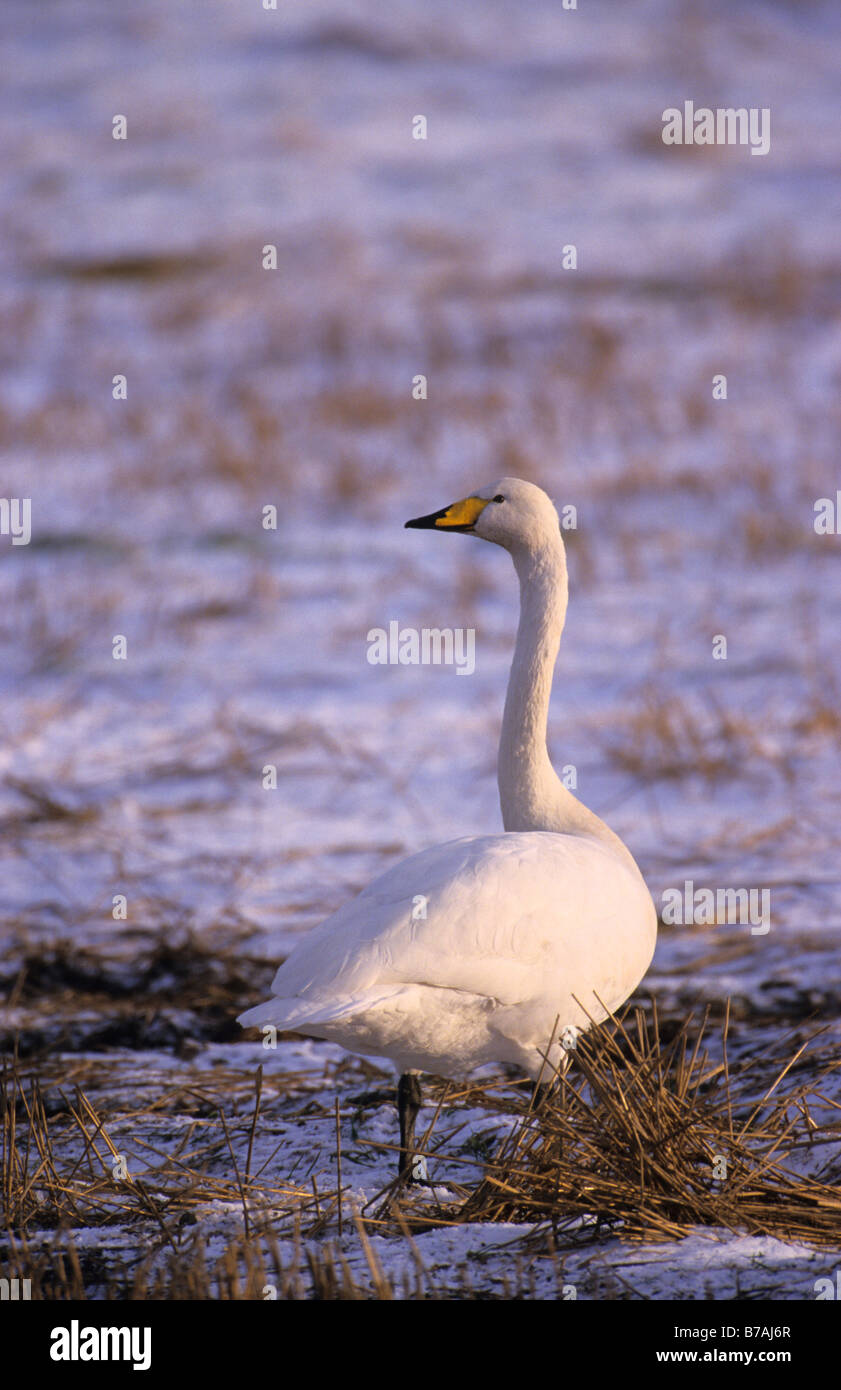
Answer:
[3,1004,840,1297]
[447,1006,841,1246]
[598,687,781,783]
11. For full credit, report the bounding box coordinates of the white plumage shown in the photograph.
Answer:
[239,830,653,1077]
[240,479,656,1125]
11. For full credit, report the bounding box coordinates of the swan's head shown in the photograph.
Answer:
[405,477,560,553]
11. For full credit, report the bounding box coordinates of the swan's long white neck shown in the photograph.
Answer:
[498,534,636,865]
[498,539,567,830]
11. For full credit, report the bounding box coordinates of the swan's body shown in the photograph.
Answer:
[239,479,657,1163]
[239,830,653,1078]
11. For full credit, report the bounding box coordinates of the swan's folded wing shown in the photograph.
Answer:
[249,831,655,1023]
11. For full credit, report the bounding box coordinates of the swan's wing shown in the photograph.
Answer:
[238,832,655,1030]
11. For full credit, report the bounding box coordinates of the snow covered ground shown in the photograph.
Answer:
[1,0,840,1298]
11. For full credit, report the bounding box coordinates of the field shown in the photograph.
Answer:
[1,0,840,1299]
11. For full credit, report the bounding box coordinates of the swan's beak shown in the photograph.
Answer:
[405,495,488,533]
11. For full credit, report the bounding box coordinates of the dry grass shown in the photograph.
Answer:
[0,1054,306,1236]
[600,673,841,788]
[3,1002,840,1298]
[598,688,777,783]
[1,930,274,1053]
[447,1006,841,1246]
[0,1224,409,1301]
[0,1049,481,1298]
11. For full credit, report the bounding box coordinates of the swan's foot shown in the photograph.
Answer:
[397,1072,427,1182]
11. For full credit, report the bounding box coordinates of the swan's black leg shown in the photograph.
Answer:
[397,1072,424,1181]
[532,1079,552,1110]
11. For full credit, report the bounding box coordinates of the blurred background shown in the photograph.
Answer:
[1,0,841,1035]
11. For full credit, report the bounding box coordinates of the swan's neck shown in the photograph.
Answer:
[498,538,632,858]
[498,540,567,830]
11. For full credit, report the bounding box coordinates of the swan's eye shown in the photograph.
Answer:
[493,494,505,503]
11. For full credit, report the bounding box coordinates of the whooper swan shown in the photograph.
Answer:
[239,479,657,1180]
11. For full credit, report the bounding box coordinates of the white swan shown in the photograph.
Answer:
[239,479,657,1177]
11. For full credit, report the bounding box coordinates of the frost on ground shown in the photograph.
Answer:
[2,0,841,1299]
[3,1015,840,1299]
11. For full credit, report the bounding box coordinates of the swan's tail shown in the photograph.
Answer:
[238,986,404,1033]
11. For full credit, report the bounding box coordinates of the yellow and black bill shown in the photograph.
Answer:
[404,495,488,533]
